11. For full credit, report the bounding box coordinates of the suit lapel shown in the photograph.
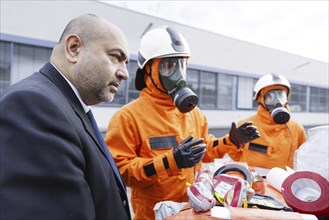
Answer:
[39,63,96,139]
[39,63,117,169]
[39,62,128,214]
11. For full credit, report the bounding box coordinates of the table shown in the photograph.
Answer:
[165,183,316,220]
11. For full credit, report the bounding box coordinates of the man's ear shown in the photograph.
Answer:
[65,34,82,63]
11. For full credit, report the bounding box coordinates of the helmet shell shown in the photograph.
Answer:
[137,26,191,68]
[253,73,291,100]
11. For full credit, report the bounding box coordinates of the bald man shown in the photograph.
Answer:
[0,14,131,219]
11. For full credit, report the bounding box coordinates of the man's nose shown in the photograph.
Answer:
[117,65,129,80]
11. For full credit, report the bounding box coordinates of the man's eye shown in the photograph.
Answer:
[110,55,120,63]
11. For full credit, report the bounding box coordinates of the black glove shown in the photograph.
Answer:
[173,136,206,169]
[229,121,260,147]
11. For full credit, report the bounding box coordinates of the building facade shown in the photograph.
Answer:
[1,1,328,134]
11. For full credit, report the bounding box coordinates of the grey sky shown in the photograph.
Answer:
[104,1,328,63]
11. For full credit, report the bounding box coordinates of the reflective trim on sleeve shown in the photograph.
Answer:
[213,139,219,147]
[143,157,169,177]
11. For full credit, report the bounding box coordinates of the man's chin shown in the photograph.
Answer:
[102,93,115,103]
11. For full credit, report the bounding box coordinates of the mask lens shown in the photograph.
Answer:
[264,90,287,105]
[264,91,276,105]
[278,90,287,100]
[179,59,187,78]
[159,59,178,76]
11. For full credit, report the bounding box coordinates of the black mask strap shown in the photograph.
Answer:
[145,61,167,94]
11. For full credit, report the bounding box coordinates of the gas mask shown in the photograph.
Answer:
[158,57,198,113]
[264,89,290,124]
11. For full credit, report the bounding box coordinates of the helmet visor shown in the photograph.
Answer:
[159,58,187,77]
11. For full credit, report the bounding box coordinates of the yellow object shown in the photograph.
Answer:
[243,199,248,208]
[214,191,225,205]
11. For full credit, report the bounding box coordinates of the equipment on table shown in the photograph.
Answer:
[187,169,216,212]
[213,174,254,208]
[247,193,293,211]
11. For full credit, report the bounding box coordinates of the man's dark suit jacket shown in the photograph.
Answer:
[0,62,131,220]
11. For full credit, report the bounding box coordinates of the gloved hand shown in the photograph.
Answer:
[173,136,206,169]
[229,121,260,147]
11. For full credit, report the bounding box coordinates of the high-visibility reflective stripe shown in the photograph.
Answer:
[143,157,169,177]
[249,143,268,153]
[149,136,177,150]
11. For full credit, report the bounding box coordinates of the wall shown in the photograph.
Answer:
[1,0,328,129]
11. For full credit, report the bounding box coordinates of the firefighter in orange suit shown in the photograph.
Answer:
[223,73,307,169]
[105,26,260,220]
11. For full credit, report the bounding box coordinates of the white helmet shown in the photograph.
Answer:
[137,26,191,69]
[253,73,291,100]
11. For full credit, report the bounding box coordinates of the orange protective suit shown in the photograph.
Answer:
[105,59,233,220]
[222,85,307,169]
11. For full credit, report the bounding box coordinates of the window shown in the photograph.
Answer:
[11,44,51,83]
[127,60,140,102]
[2,40,328,113]
[290,84,307,112]
[0,41,11,91]
[237,76,254,109]
[186,68,199,98]
[200,71,216,109]
[217,73,233,110]
[251,78,259,110]
[310,87,329,112]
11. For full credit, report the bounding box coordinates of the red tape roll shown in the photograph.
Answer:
[281,171,329,218]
